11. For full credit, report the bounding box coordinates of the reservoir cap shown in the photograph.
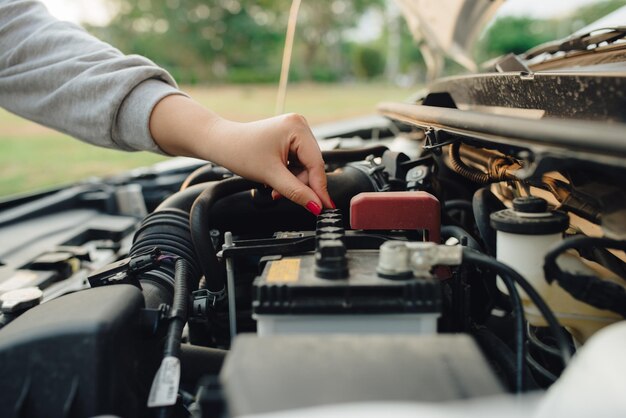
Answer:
[490,196,569,235]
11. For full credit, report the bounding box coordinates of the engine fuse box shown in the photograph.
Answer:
[252,210,441,335]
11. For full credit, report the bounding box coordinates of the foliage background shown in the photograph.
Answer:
[89,0,626,84]
[2,0,626,197]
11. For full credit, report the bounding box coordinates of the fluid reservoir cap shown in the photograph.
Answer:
[512,196,547,213]
[490,197,569,235]
[0,286,43,314]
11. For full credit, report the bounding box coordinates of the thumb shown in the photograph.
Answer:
[268,164,323,216]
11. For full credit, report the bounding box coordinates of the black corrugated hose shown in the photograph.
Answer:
[544,236,626,318]
[163,258,190,358]
[157,257,190,418]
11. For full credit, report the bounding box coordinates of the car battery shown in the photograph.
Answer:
[252,209,441,335]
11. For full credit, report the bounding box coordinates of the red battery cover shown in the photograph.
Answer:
[349,191,441,243]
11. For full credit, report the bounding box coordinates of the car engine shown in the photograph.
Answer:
[1,50,626,417]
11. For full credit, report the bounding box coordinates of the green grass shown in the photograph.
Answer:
[0,83,410,197]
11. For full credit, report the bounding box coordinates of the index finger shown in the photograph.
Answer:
[292,131,333,209]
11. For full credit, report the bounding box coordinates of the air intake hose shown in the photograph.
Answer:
[130,208,201,308]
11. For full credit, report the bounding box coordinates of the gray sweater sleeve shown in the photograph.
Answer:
[0,0,185,153]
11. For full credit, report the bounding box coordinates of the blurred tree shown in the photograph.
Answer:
[295,0,383,79]
[90,0,383,84]
[571,0,626,24]
[568,0,626,31]
[88,0,626,84]
[353,45,384,78]
[475,0,626,64]
[478,16,559,60]
[91,0,287,83]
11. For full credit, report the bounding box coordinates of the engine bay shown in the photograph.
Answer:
[1,77,626,416]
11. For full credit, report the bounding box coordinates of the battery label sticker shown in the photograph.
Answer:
[267,259,300,283]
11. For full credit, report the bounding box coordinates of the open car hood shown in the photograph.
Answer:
[394,0,503,79]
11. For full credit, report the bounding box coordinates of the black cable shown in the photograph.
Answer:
[463,249,526,393]
[157,258,191,418]
[163,258,190,358]
[527,323,561,358]
[544,236,626,318]
[464,248,573,367]
[472,326,540,391]
[525,349,558,383]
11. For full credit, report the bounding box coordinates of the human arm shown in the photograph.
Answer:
[0,0,332,212]
[149,95,332,213]
[0,0,181,153]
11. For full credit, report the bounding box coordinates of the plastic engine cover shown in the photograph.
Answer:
[0,285,148,417]
[220,334,504,416]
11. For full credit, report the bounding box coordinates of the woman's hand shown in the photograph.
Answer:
[149,94,333,215]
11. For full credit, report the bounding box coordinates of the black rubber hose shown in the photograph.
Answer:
[462,248,526,393]
[179,345,227,384]
[321,145,389,164]
[208,164,379,234]
[156,183,211,213]
[444,199,474,213]
[189,177,258,293]
[448,142,491,184]
[188,165,380,292]
[464,248,573,366]
[472,188,505,257]
[141,280,174,310]
[180,164,233,191]
[179,146,387,191]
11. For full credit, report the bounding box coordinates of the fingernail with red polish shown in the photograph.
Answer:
[330,199,337,209]
[305,201,322,216]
